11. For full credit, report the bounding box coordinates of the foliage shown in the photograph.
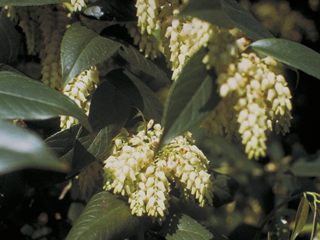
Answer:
[0,0,320,239]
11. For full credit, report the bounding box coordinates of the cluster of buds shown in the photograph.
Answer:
[37,5,70,89]
[132,0,183,62]
[11,6,41,55]
[70,0,88,12]
[103,120,214,224]
[134,0,293,159]
[127,23,161,59]
[203,53,292,159]
[60,66,100,129]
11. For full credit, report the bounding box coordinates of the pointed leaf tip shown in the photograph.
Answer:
[159,48,220,148]
[290,196,309,240]
[250,38,320,80]
[61,22,122,88]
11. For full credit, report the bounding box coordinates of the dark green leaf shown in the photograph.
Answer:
[290,196,309,240]
[65,191,145,240]
[117,44,171,84]
[178,0,234,29]
[220,0,273,41]
[268,214,290,240]
[0,119,69,175]
[0,171,27,220]
[0,0,66,7]
[0,10,20,63]
[61,22,122,88]
[0,71,92,132]
[159,48,220,148]
[107,69,163,123]
[250,38,320,80]
[45,125,81,158]
[164,213,213,240]
[84,0,136,21]
[67,139,96,179]
[211,171,238,207]
[67,80,131,178]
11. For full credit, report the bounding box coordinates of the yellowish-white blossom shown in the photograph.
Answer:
[70,0,88,12]
[61,66,100,129]
[103,120,214,224]
[133,0,293,160]
[202,53,292,159]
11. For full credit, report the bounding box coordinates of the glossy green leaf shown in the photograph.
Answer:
[61,22,122,88]
[250,38,320,80]
[159,48,220,148]
[0,119,69,175]
[0,10,20,63]
[268,214,290,240]
[178,0,234,29]
[290,196,309,240]
[65,191,145,240]
[67,80,131,178]
[117,44,171,84]
[220,0,273,41]
[164,213,213,240]
[107,69,163,123]
[45,125,81,158]
[0,71,92,132]
[0,0,66,6]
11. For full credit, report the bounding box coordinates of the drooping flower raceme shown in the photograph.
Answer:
[103,120,214,224]
[133,0,293,160]
[61,66,100,129]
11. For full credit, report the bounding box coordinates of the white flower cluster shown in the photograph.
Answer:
[203,53,292,159]
[60,66,100,129]
[103,120,214,224]
[134,0,293,159]
[70,0,88,11]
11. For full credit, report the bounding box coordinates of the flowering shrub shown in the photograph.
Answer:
[1,0,320,239]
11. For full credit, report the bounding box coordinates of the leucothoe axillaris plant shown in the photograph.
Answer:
[2,0,320,239]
